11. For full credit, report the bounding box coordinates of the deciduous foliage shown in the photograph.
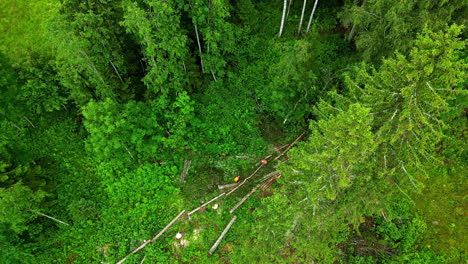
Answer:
[0,1,465,263]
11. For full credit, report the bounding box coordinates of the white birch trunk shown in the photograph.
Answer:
[305,0,319,34]
[298,0,307,34]
[278,0,288,37]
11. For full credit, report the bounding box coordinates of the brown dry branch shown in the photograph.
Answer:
[273,131,306,161]
[116,210,186,264]
[188,193,226,216]
[229,186,259,214]
[209,216,237,255]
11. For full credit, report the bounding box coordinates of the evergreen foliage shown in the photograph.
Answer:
[0,0,465,263]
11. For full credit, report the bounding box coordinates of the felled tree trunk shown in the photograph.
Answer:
[209,216,237,255]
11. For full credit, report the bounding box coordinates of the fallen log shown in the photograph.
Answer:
[229,186,259,214]
[218,183,238,190]
[209,216,237,255]
[188,193,225,216]
[273,131,306,161]
[179,160,192,184]
[226,165,264,196]
[116,210,186,264]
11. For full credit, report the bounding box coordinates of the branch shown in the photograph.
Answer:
[30,210,69,226]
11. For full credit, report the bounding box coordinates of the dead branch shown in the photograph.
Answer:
[273,131,306,161]
[229,186,259,214]
[23,116,35,128]
[30,210,70,226]
[226,165,264,196]
[234,155,251,159]
[179,160,192,184]
[209,216,237,255]
[218,183,238,190]
[116,210,186,264]
[188,193,225,216]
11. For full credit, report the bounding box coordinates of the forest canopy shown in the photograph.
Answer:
[0,0,466,263]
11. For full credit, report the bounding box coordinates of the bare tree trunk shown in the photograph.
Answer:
[23,116,35,128]
[109,60,124,84]
[305,0,319,34]
[278,0,288,37]
[226,164,264,196]
[218,183,238,190]
[194,23,205,73]
[188,192,226,216]
[286,0,293,21]
[209,216,237,255]
[298,0,307,34]
[273,131,306,161]
[179,160,192,184]
[29,210,70,226]
[116,210,186,264]
[229,186,258,213]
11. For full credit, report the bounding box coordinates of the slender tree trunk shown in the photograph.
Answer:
[209,216,237,255]
[229,186,258,213]
[116,210,186,264]
[278,0,288,37]
[188,192,226,216]
[286,0,293,21]
[298,0,307,34]
[194,23,205,73]
[305,0,319,34]
[30,210,70,226]
[109,60,124,84]
[23,116,35,128]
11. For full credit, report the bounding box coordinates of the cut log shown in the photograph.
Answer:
[188,193,225,216]
[229,186,259,214]
[226,165,264,196]
[209,216,237,255]
[116,210,186,264]
[179,160,192,184]
[273,131,306,161]
[218,183,238,190]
